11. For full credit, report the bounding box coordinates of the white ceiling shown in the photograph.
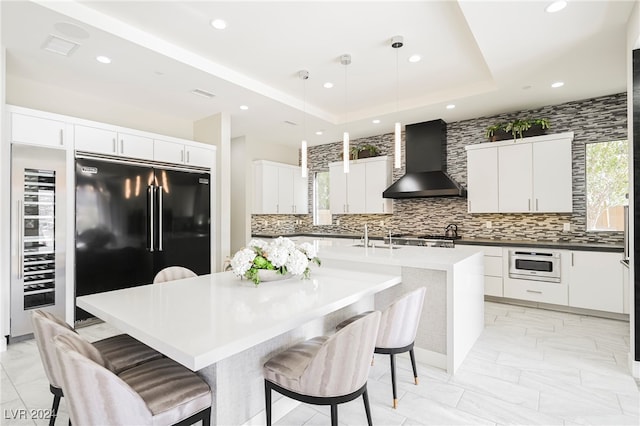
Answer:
[1,1,636,147]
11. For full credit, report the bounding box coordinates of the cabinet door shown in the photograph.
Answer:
[568,251,623,313]
[12,113,66,148]
[186,145,215,168]
[154,139,184,164]
[533,139,572,212]
[293,171,309,214]
[278,167,295,214]
[253,162,279,214]
[364,159,392,213]
[74,125,118,155]
[329,164,348,214]
[347,162,366,213]
[498,143,532,212]
[467,147,499,213]
[118,132,154,161]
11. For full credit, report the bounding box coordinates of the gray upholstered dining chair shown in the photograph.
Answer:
[153,266,197,283]
[263,311,381,426]
[53,332,212,426]
[31,310,163,425]
[336,286,427,409]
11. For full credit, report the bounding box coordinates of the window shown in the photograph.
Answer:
[585,139,628,231]
[313,171,331,225]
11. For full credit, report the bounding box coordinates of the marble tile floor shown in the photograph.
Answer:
[1,302,638,425]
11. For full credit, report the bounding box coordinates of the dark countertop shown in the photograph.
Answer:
[251,233,624,253]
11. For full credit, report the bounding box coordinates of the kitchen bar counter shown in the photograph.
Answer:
[319,244,485,376]
[252,232,624,252]
[77,267,401,425]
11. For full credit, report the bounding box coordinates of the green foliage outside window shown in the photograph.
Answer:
[585,140,628,231]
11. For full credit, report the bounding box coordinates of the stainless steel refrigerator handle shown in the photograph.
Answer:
[17,200,23,279]
[148,186,155,252]
[158,186,163,251]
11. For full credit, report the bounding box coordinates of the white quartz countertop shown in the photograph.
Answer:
[77,267,401,371]
[319,244,483,271]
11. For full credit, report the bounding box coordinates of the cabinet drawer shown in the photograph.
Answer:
[485,276,503,297]
[484,256,503,277]
[504,278,568,305]
[480,246,503,257]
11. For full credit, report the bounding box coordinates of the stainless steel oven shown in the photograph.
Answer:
[508,250,561,283]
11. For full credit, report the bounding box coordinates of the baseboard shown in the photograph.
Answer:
[412,346,447,371]
[242,396,300,426]
[485,296,630,321]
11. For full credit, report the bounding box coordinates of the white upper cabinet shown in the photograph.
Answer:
[532,139,572,212]
[498,143,533,212]
[253,160,308,214]
[467,146,499,213]
[329,156,392,214]
[466,132,573,213]
[11,113,67,149]
[154,139,215,168]
[74,125,154,161]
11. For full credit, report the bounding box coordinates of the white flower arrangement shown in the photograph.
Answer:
[230,237,321,285]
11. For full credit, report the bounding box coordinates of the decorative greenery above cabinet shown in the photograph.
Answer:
[465,132,574,214]
[253,160,308,215]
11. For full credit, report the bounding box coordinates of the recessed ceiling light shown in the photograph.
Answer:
[545,1,567,13]
[446,104,455,110]
[240,105,249,110]
[551,81,565,88]
[323,82,334,89]
[96,55,111,64]
[408,54,421,63]
[315,130,323,135]
[372,119,381,124]
[210,19,227,30]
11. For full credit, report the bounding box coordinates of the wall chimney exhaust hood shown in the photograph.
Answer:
[382,119,466,198]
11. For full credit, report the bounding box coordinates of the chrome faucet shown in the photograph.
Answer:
[363,224,369,248]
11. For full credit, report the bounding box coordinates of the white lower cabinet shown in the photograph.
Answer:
[475,245,503,297]
[568,251,623,313]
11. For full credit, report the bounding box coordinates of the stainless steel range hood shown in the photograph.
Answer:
[383,119,466,198]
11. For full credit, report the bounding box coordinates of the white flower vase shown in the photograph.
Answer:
[257,270,291,282]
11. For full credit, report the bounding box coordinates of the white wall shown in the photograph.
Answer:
[6,75,194,140]
[626,0,639,378]
[229,135,298,253]
[0,42,7,350]
[194,113,231,273]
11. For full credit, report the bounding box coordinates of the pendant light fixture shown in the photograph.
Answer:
[341,54,351,173]
[299,70,309,178]
[391,35,403,169]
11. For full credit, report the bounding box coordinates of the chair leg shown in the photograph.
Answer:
[389,353,398,409]
[202,407,211,426]
[49,394,61,426]
[265,381,272,426]
[409,348,419,385]
[362,387,373,426]
[330,404,338,426]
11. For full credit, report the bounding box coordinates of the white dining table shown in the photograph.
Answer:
[77,266,402,425]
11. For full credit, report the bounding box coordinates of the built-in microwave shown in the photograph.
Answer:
[508,250,561,283]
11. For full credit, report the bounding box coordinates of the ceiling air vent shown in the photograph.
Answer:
[191,88,216,99]
[42,34,80,56]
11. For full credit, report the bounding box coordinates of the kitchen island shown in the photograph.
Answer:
[319,244,485,375]
[77,267,401,425]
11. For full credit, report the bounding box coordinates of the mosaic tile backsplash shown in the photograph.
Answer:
[252,93,627,245]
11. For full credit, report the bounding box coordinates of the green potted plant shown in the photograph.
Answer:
[356,144,380,159]
[485,118,550,141]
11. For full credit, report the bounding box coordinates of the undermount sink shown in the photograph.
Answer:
[351,243,401,250]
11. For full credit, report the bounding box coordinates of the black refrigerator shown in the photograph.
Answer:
[74,156,211,322]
